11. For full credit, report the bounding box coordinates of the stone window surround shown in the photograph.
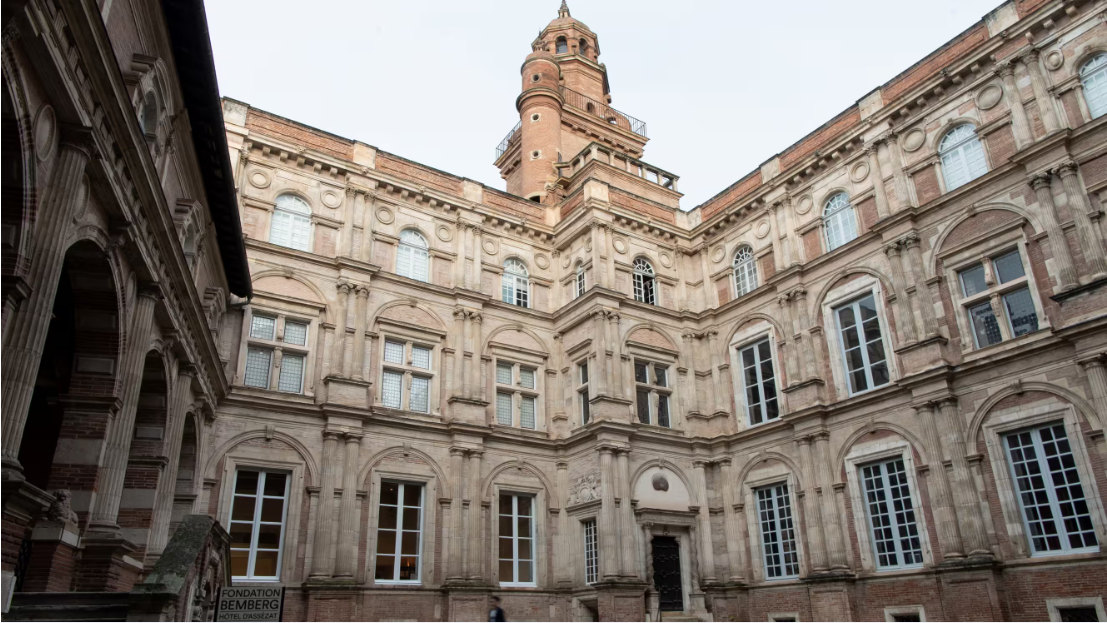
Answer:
[1045,597,1106,622]
[938,222,1050,357]
[929,116,993,197]
[376,324,442,416]
[625,341,681,431]
[364,468,439,587]
[216,454,306,585]
[742,466,808,584]
[641,520,697,617]
[820,275,899,400]
[727,319,783,432]
[254,192,319,253]
[565,502,600,586]
[883,605,927,622]
[493,355,545,431]
[566,338,593,429]
[768,612,802,622]
[843,437,935,574]
[490,482,548,588]
[982,403,1107,560]
[237,304,318,396]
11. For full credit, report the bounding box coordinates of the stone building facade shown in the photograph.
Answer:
[1,0,249,615]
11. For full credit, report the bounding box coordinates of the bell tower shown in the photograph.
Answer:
[494,1,650,201]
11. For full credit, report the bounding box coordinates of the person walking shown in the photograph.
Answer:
[489,596,507,622]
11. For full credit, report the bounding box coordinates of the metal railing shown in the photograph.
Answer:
[560,86,647,138]
[494,120,522,160]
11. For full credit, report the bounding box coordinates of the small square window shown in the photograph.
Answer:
[250,315,276,340]
[519,368,536,390]
[496,363,513,385]
[959,264,987,297]
[283,321,308,346]
[634,361,648,384]
[653,365,668,387]
[384,340,405,365]
[993,250,1025,283]
[411,345,431,370]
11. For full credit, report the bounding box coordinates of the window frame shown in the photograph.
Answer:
[833,293,893,397]
[373,480,425,584]
[633,358,673,428]
[582,518,599,585]
[501,258,531,308]
[1081,52,1107,120]
[632,257,658,305]
[228,468,291,582]
[269,194,313,252]
[938,124,989,192]
[859,457,926,571]
[1046,597,1106,623]
[577,360,591,426]
[733,245,758,298]
[240,307,314,394]
[377,331,438,415]
[494,359,542,430]
[396,229,431,282]
[497,492,539,587]
[822,192,858,252]
[575,262,587,299]
[884,606,927,622]
[737,337,780,428]
[753,481,801,580]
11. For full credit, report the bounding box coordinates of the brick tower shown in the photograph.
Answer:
[495,1,650,202]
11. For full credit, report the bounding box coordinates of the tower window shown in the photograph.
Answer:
[531,113,541,122]
[531,150,541,160]
[556,37,568,54]
[531,74,541,83]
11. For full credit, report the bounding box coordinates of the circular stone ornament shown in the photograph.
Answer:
[659,252,673,268]
[976,83,1004,110]
[248,170,271,188]
[711,246,725,263]
[1044,50,1064,71]
[652,474,669,491]
[613,238,628,254]
[321,190,342,209]
[795,195,813,215]
[755,220,772,239]
[535,253,550,269]
[33,104,57,162]
[376,206,395,224]
[902,128,926,152]
[483,238,498,256]
[436,224,453,242]
[562,253,572,269]
[850,161,870,183]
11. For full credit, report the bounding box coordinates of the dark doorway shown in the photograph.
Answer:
[651,536,683,612]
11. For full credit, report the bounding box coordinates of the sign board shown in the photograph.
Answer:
[215,586,284,621]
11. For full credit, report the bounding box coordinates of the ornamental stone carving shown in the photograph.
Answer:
[46,489,79,524]
[652,474,670,491]
[570,472,601,505]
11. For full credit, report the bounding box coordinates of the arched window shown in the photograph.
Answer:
[270,194,312,251]
[578,39,589,57]
[1080,53,1107,119]
[823,192,858,252]
[396,229,430,282]
[632,257,657,305]
[502,258,530,308]
[556,37,568,54]
[733,246,758,297]
[141,91,157,139]
[575,262,586,298]
[939,124,988,191]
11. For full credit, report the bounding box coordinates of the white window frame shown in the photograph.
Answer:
[494,359,541,429]
[377,332,438,415]
[501,258,531,308]
[240,307,314,394]
[396,229,430,282]
[822,277,897,399]
[956,247,1040,349]
[939,124,989,192]
[859,457,926,570]
[575,263,587,298]
[583,518,598,584]
[833,293,893,397]
[737,338,780,427]
[270,194,312,252]
[823,192,858,252]
[754,481,801,580]
[632,257,657,305]
[1081,53,1107,120]
[844,438,934,573]
[577,361,591,425]
[1046,597,1106,622]
[733,245,758,297]
[228,468,291,582]
[633,358,672,428]
[497,492,538,587]
[373,481,424,584]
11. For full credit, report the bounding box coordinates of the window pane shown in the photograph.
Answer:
[993,250,1025,283]
[257,523,283,548]
[520,396,536,429]
[379,506,398,531]
[1003,288,1039,337]
[231,495,256,521]
[653,365,668,387]
[657,394,670,428]
[496,363,513,385]
[402,507,421,531]
[260,497,285,522]
[410,376,430,413]
[381,371,403,409]
[244,348,272,388]
[519,368,536,389]
[969,301,1002,347]
[583,519,598,584]
[517,496,532,517]
[277,354,304,393]
[636,389,651,424]
[634,361,649,384]
[253,550,280,577]
[236,471,259,494]
[283,321,308,346]
[230,523,253,546]
[496,392,513,426]
[411,345,431,370]
[375,555,396,580]
[250,315,276,340]
[959,264,987,297]
[380,482,399,505]
[384,340,405,364]
[580,389,590,424]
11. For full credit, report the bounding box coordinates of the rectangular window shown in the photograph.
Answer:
[520,396,536,430]
[244,347,273,389]
[757,483,799,579]
[576,269,586,298]
[496,392,513,426]
[250,315,276,340]
[740,339,779,426]
[583,519,598,584]
[384,340,405,365]
[374,482,423,582]
[496,363,513,385]
[498,494,535,586]
[519,368,536,390]
[1056,607,1101,622]
[381,371,403,409]
[835,294,890,395]
[411,345,431,370]
[283,321,308,346]
[958,249,1039,349]
[409,376,430,413]
[634,360,672,427]
[1004,422,1098,555]
[861,458,924,569]
[277,353,305,393]
[580,390,590,424]
[229,469,289,581]
[578,362,590,425]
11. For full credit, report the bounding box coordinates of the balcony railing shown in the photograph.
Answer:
[494,120,522,160]
[560,87,647,139]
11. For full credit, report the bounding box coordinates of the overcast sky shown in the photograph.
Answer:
[205,0,1002,209]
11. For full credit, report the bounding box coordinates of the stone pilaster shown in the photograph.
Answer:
[334,433,363,579]
[880,134,912,210]
[455,222,469,289]
[360,191,376,263]
[796,437,828,572]
[884,242,919,346]
[446,447,466,581]
[1057,161,1107,280]
[707,329,727,414]
[1022,49,1060,133]
[718,458,744,581]
[87,283,161,534]
[593,311,609,397]
[1,129,94,467]
[309,431,342,578]
[903,234,939,338]
[913,402,964,559]
[680,331,698,417]
[146,363,197,558]
[866,144,890,219]
[466,450,483,580]
[1030,173,1078,291]
[608,313,624,399]
[997,61,1033,148]
[778,294,799,384]
[1078,356,1107,475]
[452,308,466,400]
[699,243,717,309]
[332,281,352,376]
[794,288,818,381]
[340,187,357,256]
[813,433,848,570]
[351,286,370,379]
[936,397,992,557]
[692,460,716,582]
[616,449,636,578]
[470,313,484,402]
[599,446,619,579]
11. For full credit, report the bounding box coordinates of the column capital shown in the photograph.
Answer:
[59,124,97,157]
[995,60,1016,78]
[453,307,468,320]
[884,241,902,257]
[470,312,483,325]
[1078,354,1106,370]
[1056,160,1080,179]
[336,280,353,295]
[449,446,467,457]
[355,285,370,298]
[344,432,364,442]
[792,286,808,299]
[681,331,696,342]
[137,280,164,302]
[930,395,959,409]
[691,459,707,469]
[1021,47,1041,64]
[552,332,562,341]
[597,444,618,456]
[323,430,343,442]
[902,232,921,249]
[177,362,199,379]
[467,449,484,459]
[715,457,733,467]
[556,460,569,470]
[1029,171,1053,191]
[345,186,356,198]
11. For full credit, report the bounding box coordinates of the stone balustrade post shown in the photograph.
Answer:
[334,433,363,578]
[1030,173,1079,292]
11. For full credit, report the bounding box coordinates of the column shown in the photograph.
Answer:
[884,242,918,346]
[332,281,352,377]
[701,334,718,417]
[936,398,991,556]
[471,226,484,292]
[778,294,799,384]
[555,461,571,587]
[913,402,964,559]
[681,331,698,416]
[676,251,690,309]
[454,222,468,289]
[692,460,716,582]
[447,447,466,580]
[1030,173,1079,291]
[707,330,726,414]
[699,244,717,309]
[616,449,637,578]
[794,288,818,380]
[1,130,94,466]
[462,312,473,399]
[340,188,357,257]
[604,225,617,293]
[360,191,376,263]
[351,286,370,379]
[1058,162,1107,280]
[880,135,912,210]
[599,446,619,579]
[608,313,624,399]
[867,144,890,219]
[452,308,466,399]
[1078,357,1107,474]
[592,311,608,396]
[334,433,363,578]
[147,364,196,555]
[310,431,342,577]
[590,223,606,289]
[768,204,784,272]
[718,458,744,581]
[903,234,940,338]
[997,62,1033,148]
[780,196,800,266]
[813,434,848,569]
[796,437,828,571]
[470,313,484,402]
[87,283,161,533]
[551,250,563,306]
[466,450,483,579]
[1023,50,1060,133]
